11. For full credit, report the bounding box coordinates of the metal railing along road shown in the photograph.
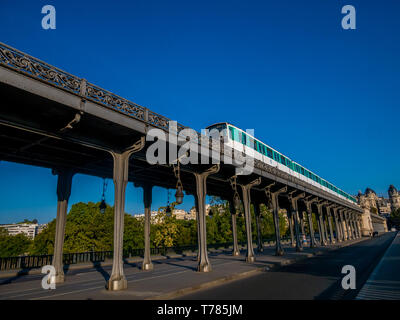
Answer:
[0,237,291,271]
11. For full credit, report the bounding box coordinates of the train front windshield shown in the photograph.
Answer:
[206,123,228,137]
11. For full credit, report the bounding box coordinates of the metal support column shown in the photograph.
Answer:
[326,206,335,244]
[316,202,327,246]
[254,202,264,253]
[289,192,305,252]
[107,137,145,291]
[51,169,74,284]
[304,197,317,248]
[194,165,220,272]
[240,178,261,262]
[332,207,342,242]
[267,186,287,256]
[142,183,153,271]
[229,200,240,256]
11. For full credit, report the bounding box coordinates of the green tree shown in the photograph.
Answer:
[152,203,179,248]
[0,228,32,258]
[30,202,144,255]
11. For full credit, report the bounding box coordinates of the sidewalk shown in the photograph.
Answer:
[0,237,367,300]
[356,232,400,300]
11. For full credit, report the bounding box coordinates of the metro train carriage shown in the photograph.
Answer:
[206,122,357,204]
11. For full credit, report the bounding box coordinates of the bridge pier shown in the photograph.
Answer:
[332,208,342,242]
[316,218,323,245]
[316,203,327,246]
[142,184,153,271]
[51,169,74,284]
[254,202,264,253]
[345,211,353,240]
[326,206,335,244]
[107,138,144,291]
[287,209,295,248]
[229,200,240,256]
[354,214,358,238]
[346,211,352,240]
[288,193,305,252]
[299,211,306,238]
[240,178,261,263]
[340,210,348,241]
[304,198,317,248]
[194,165,219,272]
[349,213,355,239]
[269,186,287,256]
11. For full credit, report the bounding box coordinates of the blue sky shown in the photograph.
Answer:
[0,0,399,224]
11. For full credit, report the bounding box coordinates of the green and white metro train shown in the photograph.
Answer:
[206,122,357,204]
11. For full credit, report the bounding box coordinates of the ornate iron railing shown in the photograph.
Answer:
[0,43,81,94]
[0,41,185,132]
[0,237,291,271]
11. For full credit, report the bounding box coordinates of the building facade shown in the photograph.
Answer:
[0,223,38,239]
[355,185,400,235]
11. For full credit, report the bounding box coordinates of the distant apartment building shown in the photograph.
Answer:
[132,204,216,223]
[0,223,38,239]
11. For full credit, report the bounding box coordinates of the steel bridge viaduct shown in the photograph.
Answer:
[0,42,365,291]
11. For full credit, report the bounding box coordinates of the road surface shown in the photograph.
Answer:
[180,232,396,300]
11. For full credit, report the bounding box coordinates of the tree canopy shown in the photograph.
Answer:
[0,200,290,258]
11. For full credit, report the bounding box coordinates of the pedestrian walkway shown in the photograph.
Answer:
[356,232,400,300]
[0,237,366,300]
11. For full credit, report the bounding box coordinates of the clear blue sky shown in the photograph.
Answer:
[0,0,399,224]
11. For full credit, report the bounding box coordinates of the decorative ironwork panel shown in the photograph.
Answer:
[147,110,170,130]
[0,42,81,94]
[86,83,145,121]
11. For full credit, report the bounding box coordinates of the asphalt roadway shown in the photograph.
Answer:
[179,232,397,300]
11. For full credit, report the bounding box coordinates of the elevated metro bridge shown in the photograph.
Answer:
[0,42,364,291]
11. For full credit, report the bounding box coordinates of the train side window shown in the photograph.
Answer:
[267,148,273,158]
[229,127,234,140]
